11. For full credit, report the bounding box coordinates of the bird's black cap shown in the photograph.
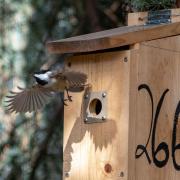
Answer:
[34,69,50,74]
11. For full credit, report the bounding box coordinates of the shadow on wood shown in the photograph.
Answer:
[63,88,117,174]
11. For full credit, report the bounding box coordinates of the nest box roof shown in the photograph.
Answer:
[47,22,180,54]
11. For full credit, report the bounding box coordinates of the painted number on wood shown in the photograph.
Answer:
[135,84,180,170]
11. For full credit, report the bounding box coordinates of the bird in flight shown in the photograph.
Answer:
[5,68,88,113]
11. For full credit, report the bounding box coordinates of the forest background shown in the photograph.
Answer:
[0,0,180,179]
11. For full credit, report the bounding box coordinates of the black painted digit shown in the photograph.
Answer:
[172,101,180,170]
[135,84,170,168]
[135,84,154,164]
[151,89,169,168]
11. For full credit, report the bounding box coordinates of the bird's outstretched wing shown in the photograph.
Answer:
[5,85,53,113]
[63,71,87,87]
[50,70,88,92]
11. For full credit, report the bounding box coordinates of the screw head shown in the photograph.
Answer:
[124,57,128,62]
[67,62,71,67]
[84,94,89,99]
[119,171,124,177]
[102,116,106,120]
[65,172,69,177]
[102,92,106,98]
[84,118,88,122]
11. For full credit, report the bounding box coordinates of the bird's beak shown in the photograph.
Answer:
[29,73,35,77]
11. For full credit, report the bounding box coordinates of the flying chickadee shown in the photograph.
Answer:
[5,68,88,113]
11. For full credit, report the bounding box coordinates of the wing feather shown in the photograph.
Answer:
[31,91,36,112]
[38,90,49,106]
[59,71,88,92]
[9,91,19,94]
[16,91,26,112]
[17,86,25,90]
[50,70,87,90]
[23,91,30,113]
[63,71,87,86]
[20,91,29,113]
[6,92,24,113]
[5,85,53,113]
[34,91,42,109]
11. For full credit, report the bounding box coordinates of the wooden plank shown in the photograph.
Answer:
[128,35,180,180]
[172,8,180,23]
[47,21,180,54]
[128,11,147,26]
[63,51,130,180]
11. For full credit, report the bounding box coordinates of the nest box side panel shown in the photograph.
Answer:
[63,51,130,180]
[128,35,180,180]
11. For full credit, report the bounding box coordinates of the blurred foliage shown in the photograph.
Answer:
[131,0,176,11]
[0,0,178,179]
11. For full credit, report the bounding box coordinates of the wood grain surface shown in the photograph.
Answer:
[47,21,180,54]
[63,51,130,180]
[128,35,180,180]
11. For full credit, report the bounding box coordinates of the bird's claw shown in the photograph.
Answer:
[62,89,72,106]
[68,95,72,102]
[63,99,68,106]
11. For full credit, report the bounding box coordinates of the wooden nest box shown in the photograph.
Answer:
[47,9,180,180]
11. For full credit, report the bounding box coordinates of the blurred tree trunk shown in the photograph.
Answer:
[29,104,63,180]
[85,0,103,32]
[176,0,180,7]
[0,0,6,53]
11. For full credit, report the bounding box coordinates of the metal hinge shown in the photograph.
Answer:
[147,9,171,25]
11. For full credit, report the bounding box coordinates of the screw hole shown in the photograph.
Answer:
[124,57,128,62]
[89,98,102,115]
[120,171,124,177]
[67,62,71,67]
[65,172,69,177]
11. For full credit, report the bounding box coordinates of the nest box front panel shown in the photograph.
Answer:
[129,36,180,180]
[63,51,130,180]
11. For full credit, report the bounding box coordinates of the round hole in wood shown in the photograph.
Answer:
[120,171,124,177]
[89,98,102,115]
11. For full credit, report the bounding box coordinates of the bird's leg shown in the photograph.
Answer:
[65,87,72,102]
[58,92,68,106]
[62,96,68,106]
